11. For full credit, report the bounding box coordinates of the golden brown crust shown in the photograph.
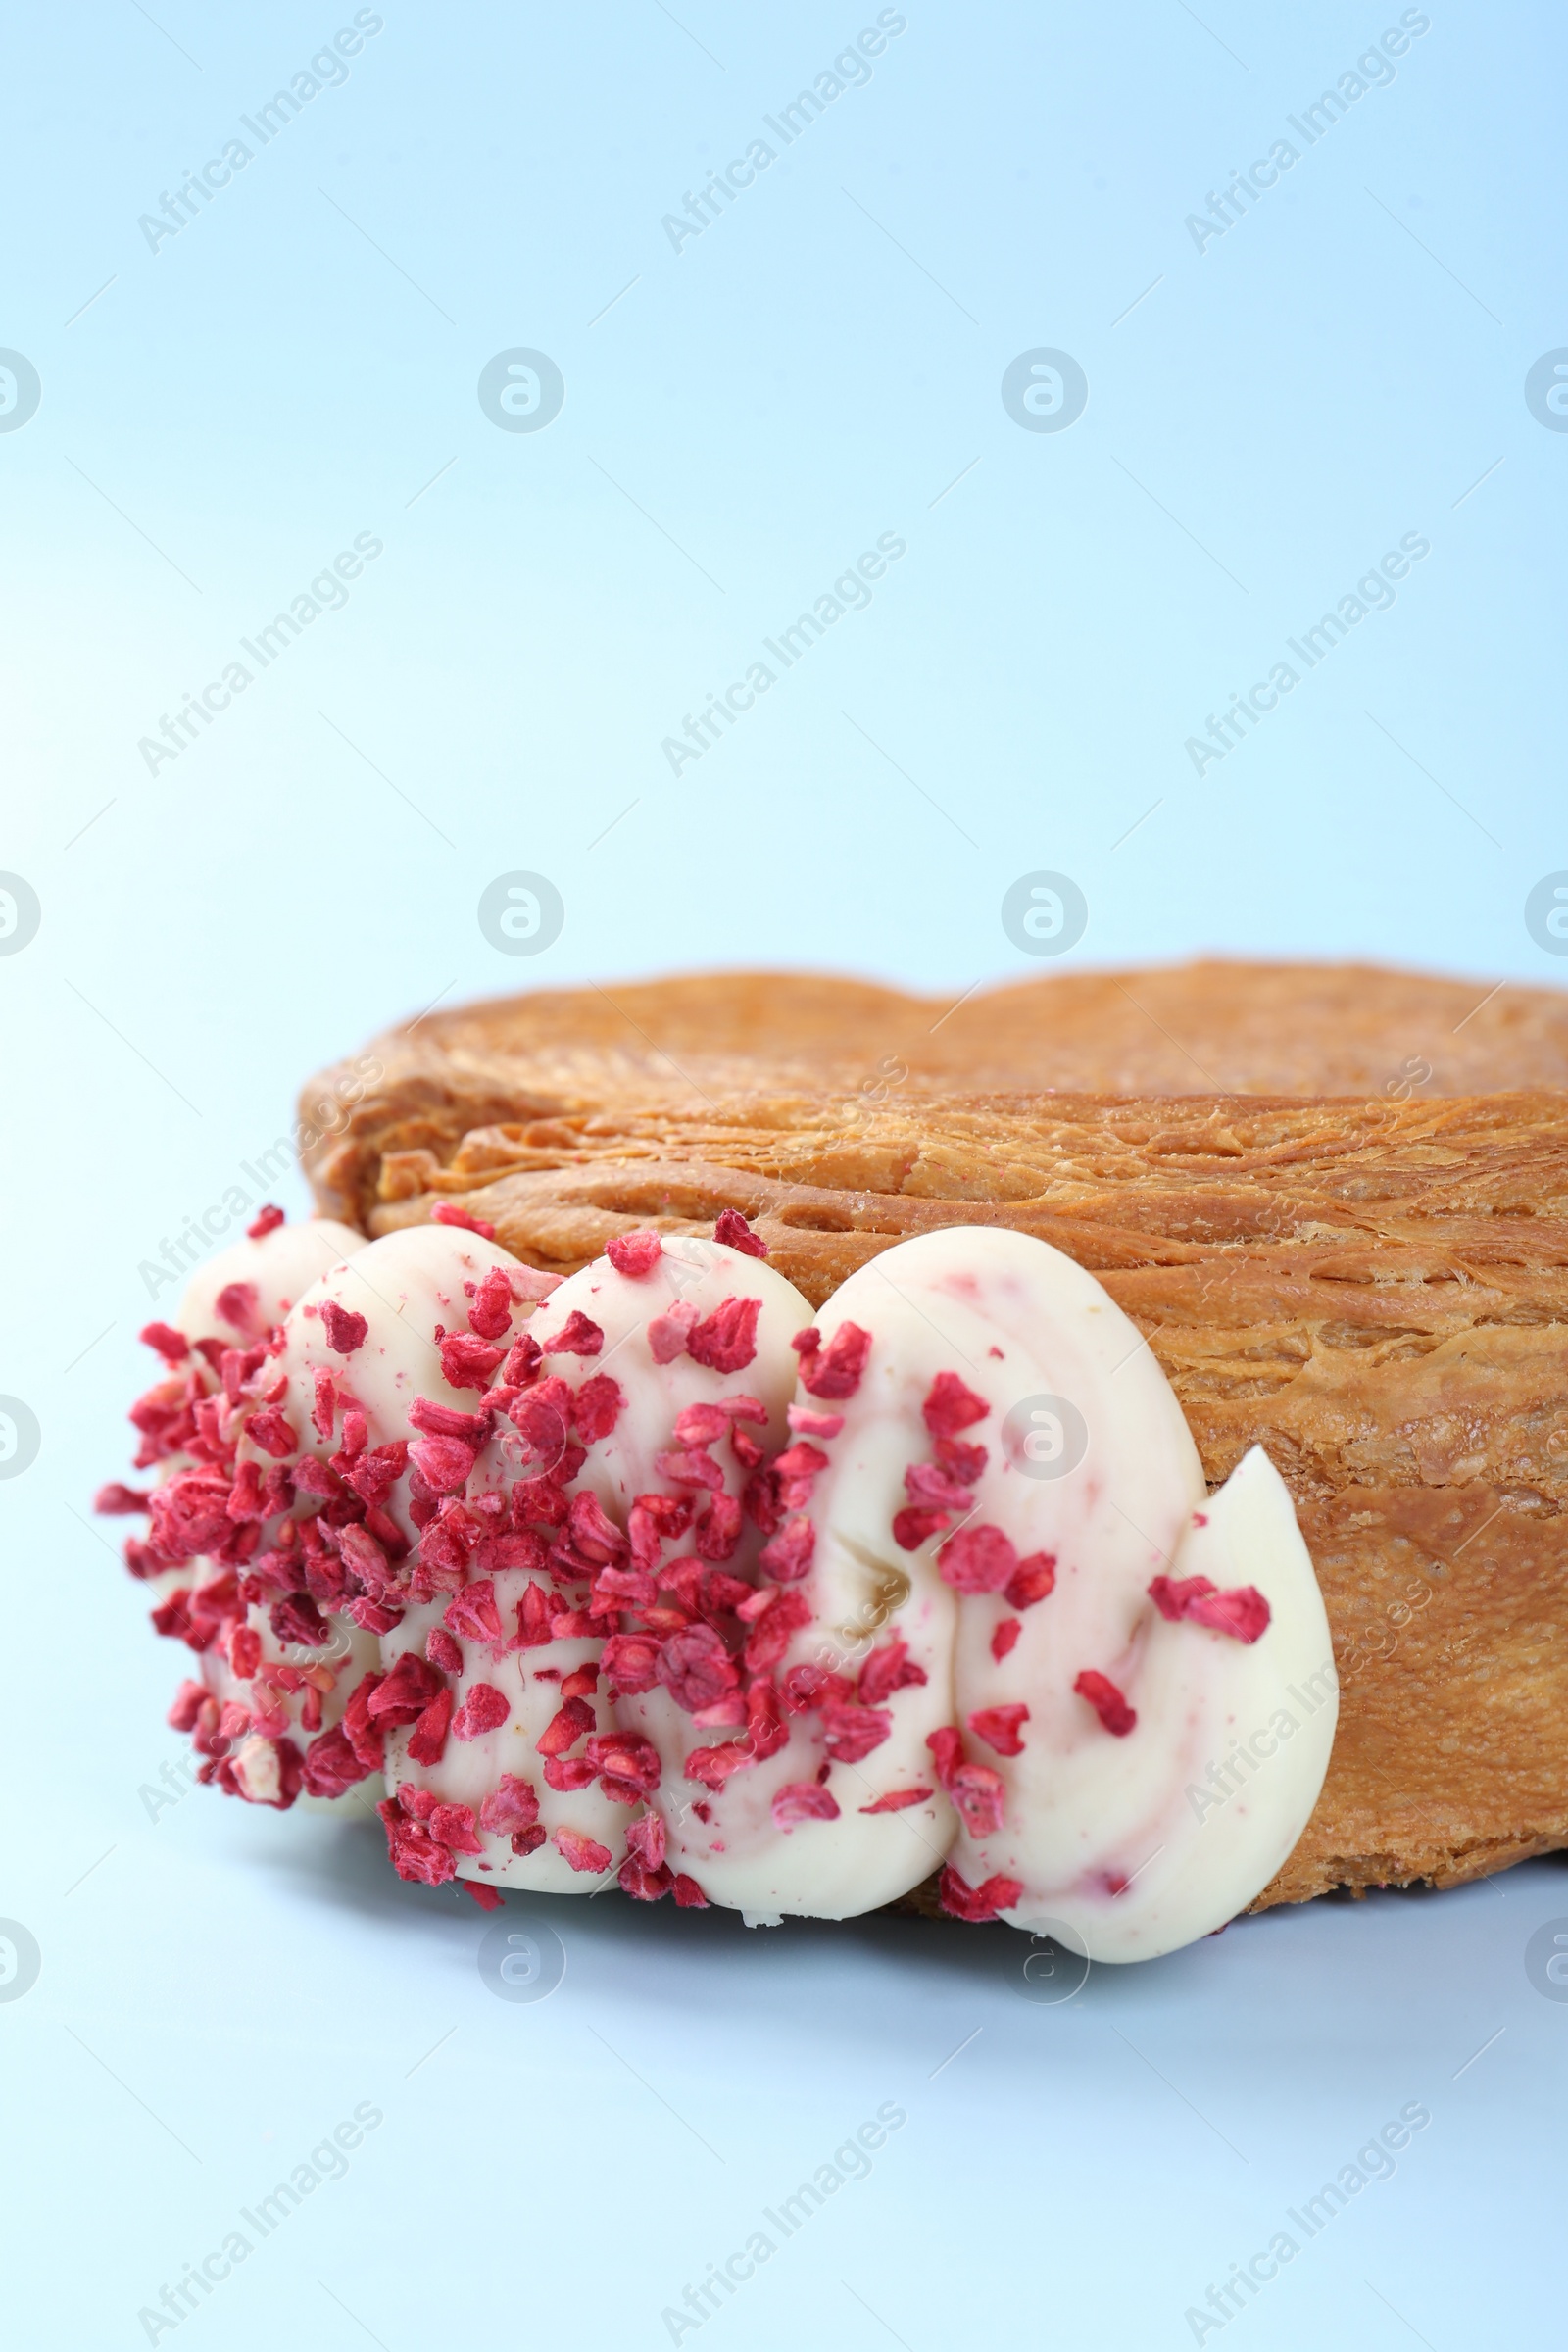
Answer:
[300,964,1568,1916]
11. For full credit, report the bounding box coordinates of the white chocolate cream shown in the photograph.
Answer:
[113,1212,1336,1959]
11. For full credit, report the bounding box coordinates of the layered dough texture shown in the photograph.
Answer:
[109,1209,1334,1961]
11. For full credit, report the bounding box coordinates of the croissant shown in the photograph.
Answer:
[292,961,1568,1912]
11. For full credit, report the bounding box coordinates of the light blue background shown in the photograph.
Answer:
[2,4,1564,2346]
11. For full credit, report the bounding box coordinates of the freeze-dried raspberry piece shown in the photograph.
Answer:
[409,1397,488,1442]
[687,1297,761,1374]
[693,1491,742,1562]
[467,1263,514,1340]
[625,1809,667,1871]
[922,1372,990,1439]
[935,1435,989,1484]
[246,1407,299,1461]
[510,1825,548,1856]
[787,1405,844,1439]
[406,1690,453,1766]
[619,1857,675,1901]
[1148,1573,1270,1643]
[742,1589,811,1675]
[672,1873,710,1908]
[939,1867,1022,1923]
[672,1401,729,1447]
[1074,1669,1136,1738]
[561,1664,600,1699]
[429,1802,484,1854]
[606,1229,663,1277]
[713,1208,767,1257]
[215,1281,263,1337]
[892,1504,951,1551]
[320,1300,368,1354]
[647,1300,699,1363]
[536,1310,604,1357]
[904,1459,976,1513]
[445,1580,503,1644]
[479,1775,541,1835]
[431,1201,496,1239]
[859,1788,935,1813]
[95,1480,152,1515]
[938,1524,1017,1594]
[270,1593,327,1649]
[758,1516,814,1583]
[247,1203,286,1239]
[792,1321,872,1398]
[571,1373,624,1442]
[139,1320,191,1363]
[554,1828,612,1875]
[656,1446,725,1493]
[536,1695,595,1755]
[346,1440,408,1508]
[512,1581,555,1650]
[658,1624,739,1712]
[453,1683,511,1740]
[820,1701,893,1763]
[149,1468,233,1561]
[501,1333,543,1387]
[683,1742,753,1790]
[368,1651,445,1726]
[425,1626,463,1675]
[342,1672,386,1769]
[926,1728,1006,1836]
[411,1435,477,1495]
[969,1703,1029,1757]
[991,1616,1021,1661]
[463,1882,506,1910]
[439,1333,504,1391]
[543,1755,597,1791]
[585,1731,662,1799]
[858,1635,928,1706]
[302,1725,369,1798]
[601,1632,661,1693]
[167,1678,207,1731]
[1004,1553,1056,1610]
[377,1795,458,1886]
[772,1783,841,1830]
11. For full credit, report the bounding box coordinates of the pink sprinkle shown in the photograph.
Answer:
[792,1321,872,1399]
[858,1788,935,1813]
[139,1320,190,1364]
[246,1203,286,1239]
[771,1782,841,1831]
[937,1524,1017,1594]
[1148,1573,1271,1644]
[713,1208,768,1258]
[452,1683,511,1740]
[991,1616,1021,1662]
[537,1309,604,1357]
[554,1828,612,1875]
[1075,1669,1136,1738]
[968,1702,1029,1757]
[922,1371,990,1439]
[320,1299,368,1354]
[431,1201,496,1239]
[607,1229,664,1277]
[939,1867,1022,1923]
[787,1405,844,1439]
